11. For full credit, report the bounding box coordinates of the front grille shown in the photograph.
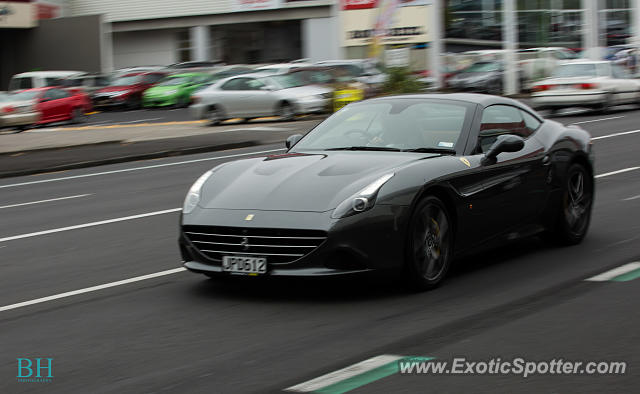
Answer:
[183,225,327,265]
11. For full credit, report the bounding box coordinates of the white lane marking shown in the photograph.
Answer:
[595,167,640,178]
[0,267,187,313]
[0,148,285,190]
[285,355,404,392]
[570,116,624,125]
[0,194,91,210]
[592,129,640,140]
[585,262,640,282]
[0,208,181,244]
[623,194,640,201]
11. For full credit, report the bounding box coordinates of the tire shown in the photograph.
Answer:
[278,102,295,121]
[126,96,141,110]
[546,163,593,245]
[176,96,189,108]
[71,107,86,124]
[404,196,453,291]
[207,106,223,126]
[597,93,612,114]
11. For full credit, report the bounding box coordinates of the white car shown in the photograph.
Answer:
[190,73,332,125]
[8,71,85,91]
[531,61,640,113]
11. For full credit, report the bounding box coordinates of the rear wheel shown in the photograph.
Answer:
[207,106,223,126]
[547,163,593,245]
[404,196,453,291]
[278,102,295,121]
[126,96,141,110]
[71,107,86,124]
[597,93,613,114]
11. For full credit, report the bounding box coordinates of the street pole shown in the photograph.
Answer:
[502,0,518,96]
[582,0,600,61]
[429,0,442,90]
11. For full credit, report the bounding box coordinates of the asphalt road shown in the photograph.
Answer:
[1,105,639,393]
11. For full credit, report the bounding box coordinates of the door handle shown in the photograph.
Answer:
[542,155,551,166]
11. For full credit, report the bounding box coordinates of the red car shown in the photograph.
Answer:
[92,72,167,109]
[9,87,92,125]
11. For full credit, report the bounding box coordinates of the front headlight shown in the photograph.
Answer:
[300,95,322,102]
[331,173,394,219]
[183,170,214,214]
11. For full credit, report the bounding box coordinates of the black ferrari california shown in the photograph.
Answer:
[179,94,594,289]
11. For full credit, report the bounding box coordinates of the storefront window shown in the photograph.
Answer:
[176,29,192,63]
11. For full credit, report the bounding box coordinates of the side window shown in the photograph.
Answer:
[55,89,71,99]
[246,78,265,90]
[478,105,528,153]
[220,78,243,90]
[520,110,541,134]
[42,90,56,100]
[45,78,62,87]
[11,77,34,90]
[612,65,630,79]
[144,74,164,84]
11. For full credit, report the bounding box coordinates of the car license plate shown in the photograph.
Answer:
[222,256,267,275]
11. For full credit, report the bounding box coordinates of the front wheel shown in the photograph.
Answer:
[404,196,453,291]
[207,106,223,126]
[278,102,295,121]
[547,163,593,245]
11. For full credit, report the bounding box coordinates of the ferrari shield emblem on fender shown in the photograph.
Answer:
[459,157,471,167]
[245,214,255,221]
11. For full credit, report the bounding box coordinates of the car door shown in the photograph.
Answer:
[465,104,548,240]
[245,77,278,116]
[611,64,637,103]
[215,78,255,117]
[37,90,57,122]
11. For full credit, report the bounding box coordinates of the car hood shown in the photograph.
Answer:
[145,85,184,95]
[199,151,438,212]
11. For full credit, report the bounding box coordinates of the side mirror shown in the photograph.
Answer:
[481,134,525,166]
[285,134,303,149]
[260,85,274,91]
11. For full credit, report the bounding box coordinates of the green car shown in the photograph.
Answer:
[143,73,213,108]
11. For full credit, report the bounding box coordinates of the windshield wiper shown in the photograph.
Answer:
[402,147,457,155]
[324,146,403,152]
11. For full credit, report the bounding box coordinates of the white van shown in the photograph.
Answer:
[8,71,85,91]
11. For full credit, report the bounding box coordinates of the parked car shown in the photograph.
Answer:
[0,91,39,131]
[190,73,332,125]
[143,73,213,108]
[531,60,640,113]
[92,71,168,109]
[255,63,312,75]
[60,73,112,96]
[447,61,524,94]
[314,59,387,89]
[6,87,91,126]
[8,71,84,91]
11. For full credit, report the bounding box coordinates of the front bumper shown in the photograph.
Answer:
[531,91,608,108]
[0,112,38,128]
[179,205,409,277]
[295,98,330,114]
[143,94,178,107]
[92,94,129,107]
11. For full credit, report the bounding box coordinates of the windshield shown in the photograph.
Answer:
[264,75,305,89]
[464,62,501,73]
[111,75,141,86]
[292,100,470,152]
[10,91,40,101]
[156,77,190,86]
[552,64,599,78]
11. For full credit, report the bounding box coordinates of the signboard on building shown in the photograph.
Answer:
[385,47,410,67]
[0,2,36,28]
[342,5,430,46]
[233,0,280,12]
[341,0,429,10]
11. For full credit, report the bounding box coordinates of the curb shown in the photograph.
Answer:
[0,140,261,179]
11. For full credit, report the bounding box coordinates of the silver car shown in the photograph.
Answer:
[0,92,39,131]
[190,73,332,125]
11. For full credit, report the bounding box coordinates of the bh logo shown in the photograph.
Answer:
[16,358,54,382]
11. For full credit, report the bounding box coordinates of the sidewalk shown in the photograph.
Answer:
[0,118,323,178]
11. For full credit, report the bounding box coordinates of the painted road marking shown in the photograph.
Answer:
[595,167,640,178]
[570,116,625,125]
[0,208,181,244]
[0,268,187,313]
[0,194,91,210]
[0,148,285,189]
[585,262,640,282]
[592,129,640,141]
[623,194,640,201]
[286,355,405,393]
